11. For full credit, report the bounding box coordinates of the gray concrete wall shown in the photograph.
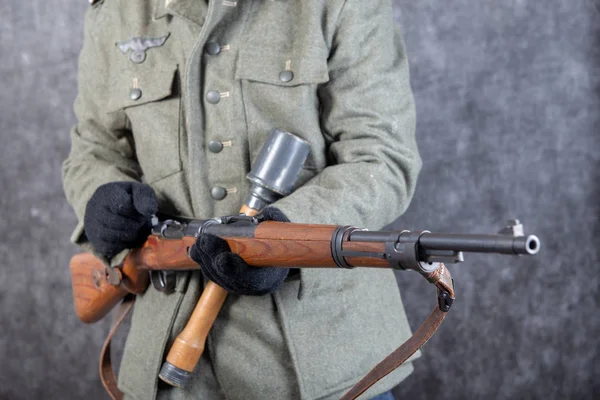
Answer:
[0,1,597,399]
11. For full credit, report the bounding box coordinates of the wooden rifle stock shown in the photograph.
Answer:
[70,252,149,323]
[70,232,202,323]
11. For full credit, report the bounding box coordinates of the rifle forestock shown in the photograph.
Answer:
[136,222,385,270]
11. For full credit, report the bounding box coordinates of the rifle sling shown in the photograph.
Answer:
[99,265,454,400]
[341,305,448,399]
[100,294,135,400]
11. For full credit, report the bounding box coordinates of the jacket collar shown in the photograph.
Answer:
[154,0,208,26]
[154,0,170,20]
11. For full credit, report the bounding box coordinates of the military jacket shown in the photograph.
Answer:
[63,0,423,399]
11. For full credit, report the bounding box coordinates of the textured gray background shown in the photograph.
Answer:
[0,0,598,399]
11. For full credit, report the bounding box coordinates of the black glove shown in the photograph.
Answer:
[84,181,158,260]
[189,207,290,296]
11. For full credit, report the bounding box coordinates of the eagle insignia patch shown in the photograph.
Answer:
[116,34,170,64]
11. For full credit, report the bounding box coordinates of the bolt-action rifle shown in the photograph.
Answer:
[70,216,539,323]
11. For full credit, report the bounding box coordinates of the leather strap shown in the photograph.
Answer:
[100,294,135,400]
[97,265,453,400]
[341,264,455,400]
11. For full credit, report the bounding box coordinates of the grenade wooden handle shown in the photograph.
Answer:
[159,128,310,386]
[158,206,259,387]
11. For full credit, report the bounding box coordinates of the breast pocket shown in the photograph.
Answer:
[235,49,330,180]
[106,64,182,184]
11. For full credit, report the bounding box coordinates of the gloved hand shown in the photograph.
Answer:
[84,181,158,260]
[190,207,290,296]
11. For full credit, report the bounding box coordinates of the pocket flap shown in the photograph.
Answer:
[235,49,329,86]
[106,64,178,112]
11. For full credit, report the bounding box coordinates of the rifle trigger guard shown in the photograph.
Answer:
[151,271,177,294]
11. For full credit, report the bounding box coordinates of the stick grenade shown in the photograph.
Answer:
[158,128,310,387]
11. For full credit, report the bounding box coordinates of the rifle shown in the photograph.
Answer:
[71,216,539,323]
[70,215,539,398]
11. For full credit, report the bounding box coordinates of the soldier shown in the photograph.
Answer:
[63,0,422,399]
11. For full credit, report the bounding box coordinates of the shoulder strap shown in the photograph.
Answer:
[341,264,454,400]
[98,265,454,400]
[100,294,135,400]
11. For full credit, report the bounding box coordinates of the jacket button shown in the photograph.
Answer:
[206,90,221,104]
[205,42,221,55]
[208,140,224,153]
[211,187,227,200]
[279,70,294,83]
[129,88,142,101]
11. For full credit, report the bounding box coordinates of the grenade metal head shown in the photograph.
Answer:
[245,128,311,211]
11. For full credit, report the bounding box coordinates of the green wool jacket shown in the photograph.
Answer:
[62,0,423,399]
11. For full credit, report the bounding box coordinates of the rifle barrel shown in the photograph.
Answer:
[419,233,540,255]
[349,231,540,256]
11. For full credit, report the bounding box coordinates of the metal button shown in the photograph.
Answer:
[129,88,142,101]
[279,70,294,83]
[206,90,221,104]
[208,140,224,153]
[211,187,227,200]
[205,42,221,56]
